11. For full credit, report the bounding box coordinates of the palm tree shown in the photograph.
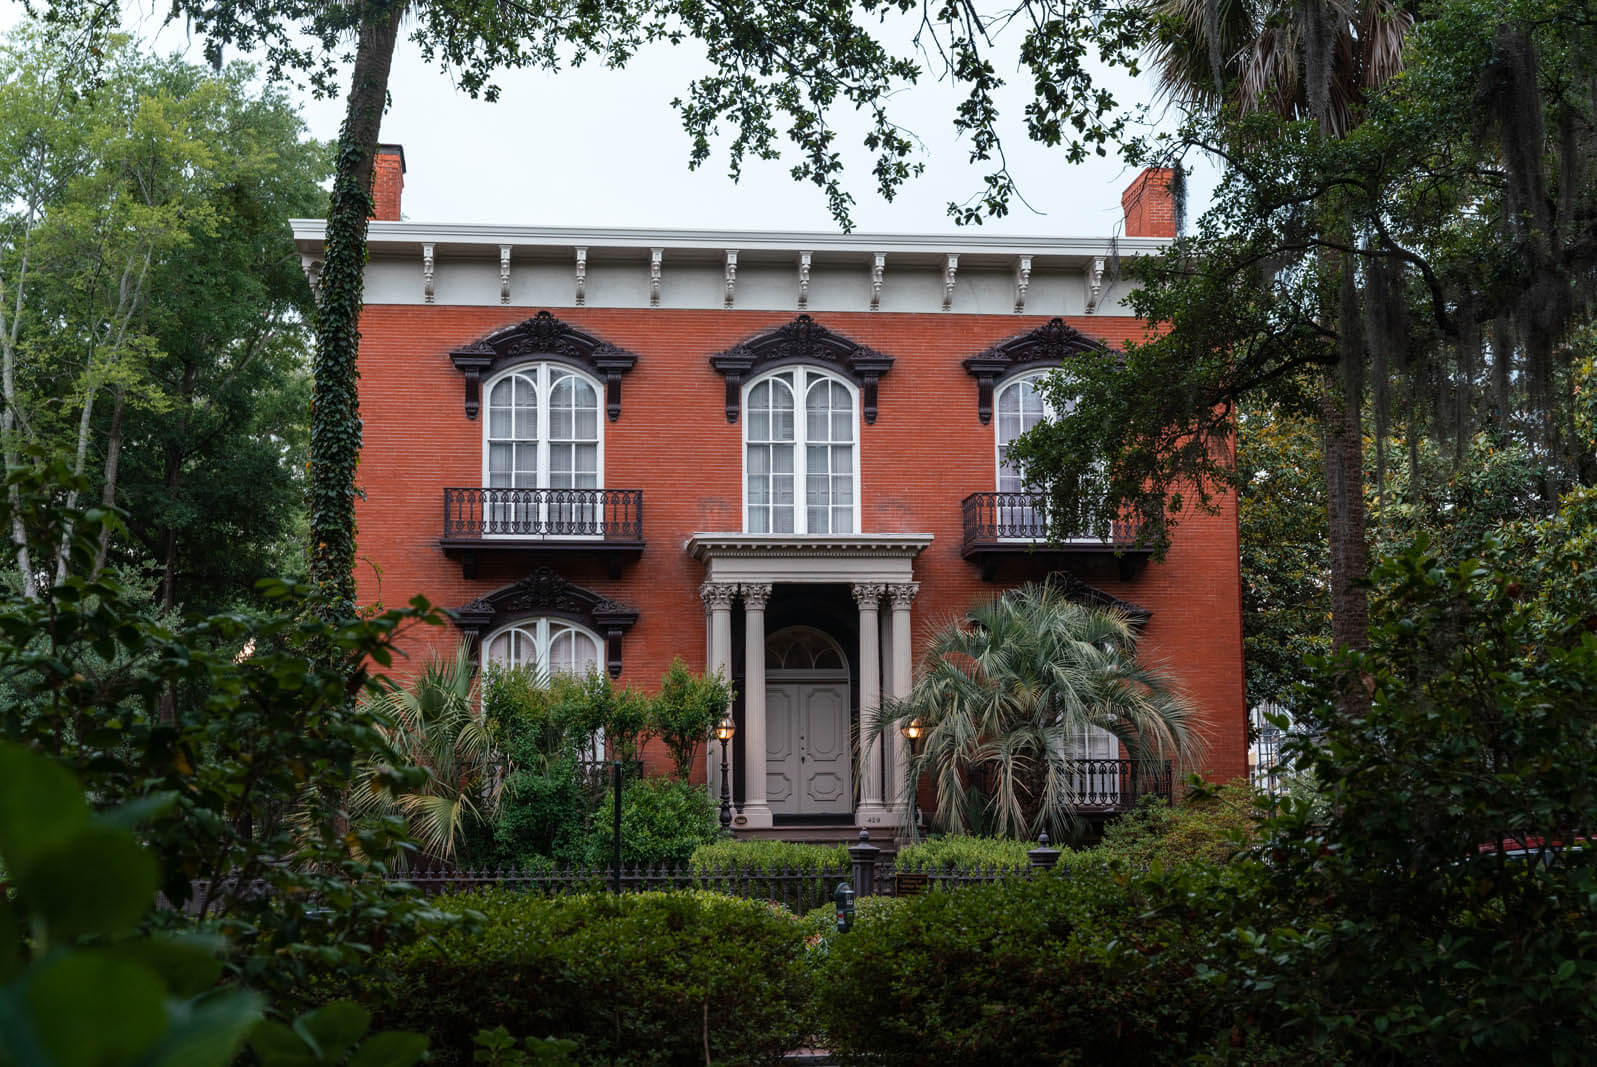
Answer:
[349,641,503,866]
[875,583,1203,842]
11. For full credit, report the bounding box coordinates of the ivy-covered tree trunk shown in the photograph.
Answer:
[308,3,405,623]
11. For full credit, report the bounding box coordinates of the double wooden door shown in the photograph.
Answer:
[765,682,852,816]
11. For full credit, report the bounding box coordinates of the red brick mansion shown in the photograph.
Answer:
[291,150,1246,836]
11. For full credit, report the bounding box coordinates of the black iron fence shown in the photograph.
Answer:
[442,487,643,541]
[961,491,1142,547]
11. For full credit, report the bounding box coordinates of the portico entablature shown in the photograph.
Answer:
[686,533,933,586]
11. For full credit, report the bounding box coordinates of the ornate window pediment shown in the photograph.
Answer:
[1047,572,1151,627]
[452,566,639,677]
[709,315,895,424]
[449,311,639,422]
[961,318,1114,424]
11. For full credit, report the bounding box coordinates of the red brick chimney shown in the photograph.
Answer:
[1121,167,1177,238]
[372,144,406,221]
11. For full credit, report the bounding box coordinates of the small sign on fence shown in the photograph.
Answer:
[893,872,928,897]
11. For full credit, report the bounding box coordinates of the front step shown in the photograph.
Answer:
[733,824,899,847]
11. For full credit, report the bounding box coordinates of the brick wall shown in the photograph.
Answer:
[1121,167,1178,238]
[353,305,1247,785]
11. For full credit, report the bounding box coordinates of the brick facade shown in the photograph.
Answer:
[1121,168,1178,238]
[371,145,405,221]
[351,303,1248,787]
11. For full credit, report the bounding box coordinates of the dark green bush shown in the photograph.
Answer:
[1095,780,1259,870]
[366,889,811,1066]
[813,865,1287,1065]
[584,777,719,865]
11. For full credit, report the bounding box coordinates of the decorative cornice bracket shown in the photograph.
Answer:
[574,247,587,307]
[448,310,639,421]
[649,248,662,308]
[1084,255,1105,314]
[942,254,959,312]
[1013,255,1032,314]
[869,253,885,311]
[708,315,897,424]
[961,318,1114,423]
[423,243,436,304]
[797,251,811,310]
[499,245,512,305]
[724,250,738,309]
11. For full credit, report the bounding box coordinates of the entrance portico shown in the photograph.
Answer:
[690,534,932,831]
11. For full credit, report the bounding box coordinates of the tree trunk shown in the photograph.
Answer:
[307,3,405,625]
[1321,369,1371,713]
[94,384,126,575]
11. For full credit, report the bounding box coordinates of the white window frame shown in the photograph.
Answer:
[482,362,606,491]
[741,366,862,535]
[481,362,605,539]
[994,371,1107,544]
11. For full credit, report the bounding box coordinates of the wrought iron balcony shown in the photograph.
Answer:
[440,487,644,578]
[960,491,1152,581]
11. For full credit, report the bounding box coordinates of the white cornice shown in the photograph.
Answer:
[688,533,934,559]
[289,219,1170,262]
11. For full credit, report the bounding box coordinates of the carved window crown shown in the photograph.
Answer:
[449,311,639,422]
[452,566,639,677]
[709,315,895,424]
[961,318,1115,424]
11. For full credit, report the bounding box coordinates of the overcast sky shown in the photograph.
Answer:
[19,0,1214,237]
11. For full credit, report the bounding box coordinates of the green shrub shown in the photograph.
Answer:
[584,777,719,865]
[1094,780,1260,870]
[813,866,1287,1065]
[894,834,1034,873]
[650,657,732,779]
[365,889,810,1066]
[689,838,849,873]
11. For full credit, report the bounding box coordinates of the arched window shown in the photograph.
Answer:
[486,364,602,489]
[745,368,857,534]
[994,372,1073,494]
[483,619,603,675]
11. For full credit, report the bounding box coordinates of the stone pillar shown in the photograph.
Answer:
[889,582,919,819]
[701,582,738,808]
[853,583,888,825]
[740,583,773,827]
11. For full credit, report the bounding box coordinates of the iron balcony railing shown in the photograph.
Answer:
[961,491,1142,550]
[443,487,643,542]
[968,758,1172,810]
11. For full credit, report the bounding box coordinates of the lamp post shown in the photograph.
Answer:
[714,714,737,833]
[899,717,924,837]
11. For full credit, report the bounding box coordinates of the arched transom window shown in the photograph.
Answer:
[765,626,848,673]
[485,364,602,490]
[745,368,858,534]
[483,619,602,676]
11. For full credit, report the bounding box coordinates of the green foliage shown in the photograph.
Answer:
[584,777,719,866]
[1095,781,1258,869]
[878,583,1201,841]
[352,642,502,865]
[893,835,1033,873]
[363,889,810,1066]
[813,868,1271,1065]
[0,461,452,1005]
[649,657,730,779]
[249,1002,428,1066]
[688,838,848,874]
[472,1027,579,1066]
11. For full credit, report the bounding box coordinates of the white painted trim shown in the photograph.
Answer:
[687,533,933,586]
[740,367,862,536]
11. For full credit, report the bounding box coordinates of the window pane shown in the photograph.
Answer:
[515,377,535,406]
[775,406,794,440]
[806,471,827,505]
[832,410,851,441]
[773,504,794,533]
[749,409,768,441]
[550,403,571,439]
[575,407,597,439]
[807,405,826,441]
[832,506,853,534]
[489,442,512,475]
[489,406,510,438]
[808,506,828,532]
[772,446,793,474]
[574,443,598,479]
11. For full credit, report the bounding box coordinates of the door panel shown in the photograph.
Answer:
[767,686,798,811]
[800,686,851,813]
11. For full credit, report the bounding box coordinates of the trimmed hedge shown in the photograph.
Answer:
[689,838,849,873]
[364,889,810,1066]
[812,866,1290,1065]
[894,835,1035,873]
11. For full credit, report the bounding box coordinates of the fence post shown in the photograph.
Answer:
[1028,831,1061,871]
[849,829,880,897]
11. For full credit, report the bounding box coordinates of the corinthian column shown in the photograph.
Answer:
[701,582,738,807]
[740,583,773,827]
[853,583,888,825]
[888,582,919,818]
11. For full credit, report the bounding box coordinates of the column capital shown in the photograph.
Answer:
[699,582,738,610]
[740,582,773,609]
[887,582,920,609]
[851,582,887,609]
